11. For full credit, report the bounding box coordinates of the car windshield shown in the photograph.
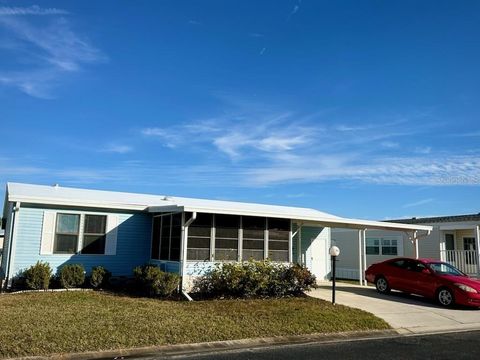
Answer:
[428,262,464,276]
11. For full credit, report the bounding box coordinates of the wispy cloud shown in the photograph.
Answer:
[380,141,399,149]
[453,131,480,137]
[142,111,316,159]
[0,6,106,97]
[287,0,302,20]
[101,144,133,154]
[414,146,432,154]
[246,155,480,186]
[259,47,266,55]
[137,99,480,187]
[0,5,69,16]
[403,198,435,208]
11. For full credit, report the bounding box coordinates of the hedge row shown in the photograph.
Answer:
[17,260,316,300]
[193,261,317,299]
[17,261,180,298]
[20,261,111,290]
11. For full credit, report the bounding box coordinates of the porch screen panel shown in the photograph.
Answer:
[268,218,290,262]
[160,215,171,260]
[151,216,161,259]
[187,213,212,260]
[242,216,265,260]
[215,214,239,260]
[170,213,182,261]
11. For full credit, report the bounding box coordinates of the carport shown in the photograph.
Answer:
[293,217,432,285]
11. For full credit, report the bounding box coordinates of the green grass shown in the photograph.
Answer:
[0,292,389,358]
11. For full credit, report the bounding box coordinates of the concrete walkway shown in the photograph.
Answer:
[309,283,480,334]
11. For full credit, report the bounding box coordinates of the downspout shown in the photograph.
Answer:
[180,212,197,301]
[5,202,20,289]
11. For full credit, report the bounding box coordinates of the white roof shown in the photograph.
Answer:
[5,182,432,232]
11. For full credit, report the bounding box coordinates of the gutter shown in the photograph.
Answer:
[181,212,197,301]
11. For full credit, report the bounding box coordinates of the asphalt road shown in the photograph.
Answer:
[138,331,480,360]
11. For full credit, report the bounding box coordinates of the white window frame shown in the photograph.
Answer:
[366,236,403,256]
[51,211,110,256]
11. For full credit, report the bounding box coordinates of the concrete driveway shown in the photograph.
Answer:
[309,283,480,334]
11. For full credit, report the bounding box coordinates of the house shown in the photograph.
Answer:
[1,182,431,291]
[332,214,480,280]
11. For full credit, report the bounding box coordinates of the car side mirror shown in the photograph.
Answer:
[422,268,431,275]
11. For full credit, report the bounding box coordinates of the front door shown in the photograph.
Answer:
[445,233,455,262]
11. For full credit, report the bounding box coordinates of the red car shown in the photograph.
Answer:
[365,257,480,307]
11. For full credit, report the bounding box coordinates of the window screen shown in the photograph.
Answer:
[187,213,212,260]
[81,215,106,254]
[242,216,265,260]
[267,218,290,262]
[54,213,80,254]
[215,214,239,261]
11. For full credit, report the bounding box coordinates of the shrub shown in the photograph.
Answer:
[193,260,316,299]
[23,261,52,290]
[59,264,85,289]
[133,264,180,297]
[90,266,111,289]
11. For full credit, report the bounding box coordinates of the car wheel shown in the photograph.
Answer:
[375,276,390,294]
[437,288,455,307]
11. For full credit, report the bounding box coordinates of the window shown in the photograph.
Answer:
[268,218,290,262]
[81,215,107,254]
[187,213,212,260]
[215,214,239,261]
[381,238,398,255]
[54,213,80,254]
[367,237,399,255]
[242,216,265,260]
[366,238,380,255]
[151,213,182,261]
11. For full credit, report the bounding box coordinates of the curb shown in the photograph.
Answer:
[7,330,398,360]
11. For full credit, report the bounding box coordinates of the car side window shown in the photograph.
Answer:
[389,259,405,268]
[413,262,427,272]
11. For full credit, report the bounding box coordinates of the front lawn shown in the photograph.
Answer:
[0,292,389,358]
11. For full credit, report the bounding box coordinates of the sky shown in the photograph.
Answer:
[0,0,479,220]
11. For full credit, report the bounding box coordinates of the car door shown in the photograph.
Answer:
[384,259,411,291]
[395,259,420,293]
[412,262,436,297]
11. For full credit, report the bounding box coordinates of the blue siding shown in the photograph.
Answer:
[10,206,152,277]
[150,260,181,273]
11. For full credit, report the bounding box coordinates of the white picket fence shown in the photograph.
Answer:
[441,250,479,276]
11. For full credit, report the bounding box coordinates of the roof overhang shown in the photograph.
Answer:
[148,205,433,232]
[8,195,150,212]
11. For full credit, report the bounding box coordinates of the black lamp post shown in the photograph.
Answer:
[329,245,340,305]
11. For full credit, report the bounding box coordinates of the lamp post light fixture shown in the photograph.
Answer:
[329,245,340,305]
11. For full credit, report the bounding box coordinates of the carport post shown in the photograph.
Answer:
[362,229,367,286]
[358,230,363,286]
[413,230,419,259]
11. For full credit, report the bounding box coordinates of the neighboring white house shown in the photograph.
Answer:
[332,213,480,280]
